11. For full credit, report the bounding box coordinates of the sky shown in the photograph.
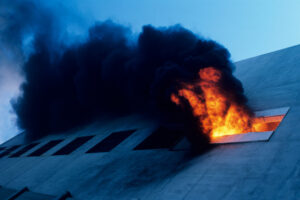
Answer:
[1,0,300,143]
[69,0,300,61]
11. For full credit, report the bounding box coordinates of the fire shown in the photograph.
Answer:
[171,67,271,139]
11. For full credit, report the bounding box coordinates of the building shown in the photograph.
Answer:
[0,45,299,200]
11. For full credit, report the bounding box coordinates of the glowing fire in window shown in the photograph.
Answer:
[171,67,282,140]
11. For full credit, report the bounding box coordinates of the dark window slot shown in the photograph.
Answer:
[0,147,6,151]
[134,127,184,150]
[86,130,136,153]
[10,143,40,157]
[0,145,21,158]
[28,140,63,157]
[53,136,94,155]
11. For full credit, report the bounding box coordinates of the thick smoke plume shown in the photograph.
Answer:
[8,2,249,148]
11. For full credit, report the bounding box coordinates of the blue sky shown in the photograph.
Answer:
[1,0,300,143]
[69,0,300,61]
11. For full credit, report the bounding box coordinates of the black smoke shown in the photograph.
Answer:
[8,3,248,149]
[12,21,247,143]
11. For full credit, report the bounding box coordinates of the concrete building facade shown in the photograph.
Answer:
[0,45,300,200]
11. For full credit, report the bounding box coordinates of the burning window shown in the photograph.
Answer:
[53,136,94,155]
[134,127,184,150]
[172,107,288,149]
[86,130,136,153]
[28,140,63,156]
[210,107,289,144]
[170,66,289,145]
[9,143,40,157]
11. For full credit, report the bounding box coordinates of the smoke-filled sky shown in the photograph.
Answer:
[1,0,300,143]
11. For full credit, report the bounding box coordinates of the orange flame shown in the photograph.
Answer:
[171,67,273,139]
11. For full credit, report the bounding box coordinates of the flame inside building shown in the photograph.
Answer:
[171,67,282,139]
